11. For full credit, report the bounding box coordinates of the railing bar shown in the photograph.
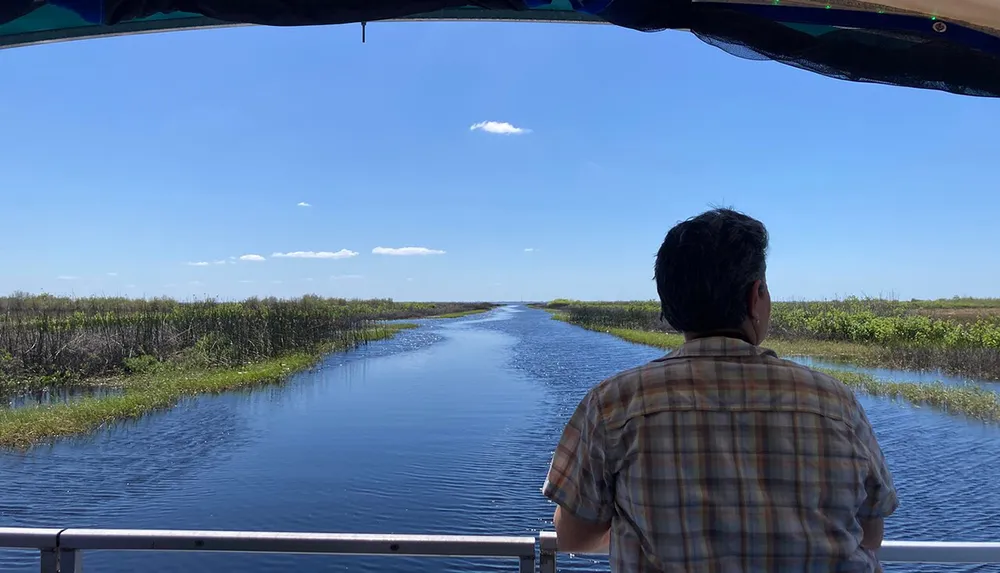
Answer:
[880,541,1000,563]
[2,528,1000,565]
[0,528,61,549]
[58,529,537,557]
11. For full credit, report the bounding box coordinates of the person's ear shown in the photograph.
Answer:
[747,279,762,322]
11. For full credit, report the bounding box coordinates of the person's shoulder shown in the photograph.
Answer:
[586,359,672,410]
[760,353,865,418]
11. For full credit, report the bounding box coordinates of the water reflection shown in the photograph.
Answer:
[4,385,125,408]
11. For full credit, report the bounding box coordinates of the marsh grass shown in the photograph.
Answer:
[559,324,1000,424]
[815,368,1000,423]
[428,309,492,319]
[547,299,1000,380]
[0,324,418,449]
[0,294,492,382]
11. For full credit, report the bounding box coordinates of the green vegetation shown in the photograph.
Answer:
[0,324,417,449]
[815,368,1000,423]
[554,324,1000,424]
[428,308,492,319]
[547,297,1000,380]
[0,293,494,448]
[0,293,494,388]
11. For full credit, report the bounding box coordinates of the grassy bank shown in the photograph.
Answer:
[547,298,1000,380]
[0,324,417,449]
[0,293,493,389]
[560,324,1000,424]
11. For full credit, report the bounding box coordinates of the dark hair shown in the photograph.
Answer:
[654,208,769,333]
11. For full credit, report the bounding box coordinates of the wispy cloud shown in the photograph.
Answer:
[372,246,445,256]
[331,274,363,280]
[470,121,530,135]
[213,260,227,265]
[238,280,255,284]
[272,250,358,260]
[107,272,119,276]
[297,202,311,207]
[57,275,78,281]
[240,254,266,262]
[524,248,535,252]
[187,261,211,267]
[406,277,414,282]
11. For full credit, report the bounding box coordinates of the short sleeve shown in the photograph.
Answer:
[853,400,899,520]
[541,390,615,523]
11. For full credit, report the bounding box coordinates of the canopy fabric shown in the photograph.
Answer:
[2,1,1000,98]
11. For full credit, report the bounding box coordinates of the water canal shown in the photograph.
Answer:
[2,306,999,572]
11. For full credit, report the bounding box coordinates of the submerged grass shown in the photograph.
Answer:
[428,309,492,319]
[815,369,1000,423]
[0,324,417,449]
[560,323,1000,424]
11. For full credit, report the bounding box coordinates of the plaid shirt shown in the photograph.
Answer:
[543,336,898,573]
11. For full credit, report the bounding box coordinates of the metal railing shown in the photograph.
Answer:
[3,527,1000,572]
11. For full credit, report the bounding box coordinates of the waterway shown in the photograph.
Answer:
[2,306,999,572]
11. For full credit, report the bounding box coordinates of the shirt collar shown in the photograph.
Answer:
[657,336,777,361]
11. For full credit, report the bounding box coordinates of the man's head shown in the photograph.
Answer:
[654,208,771,344]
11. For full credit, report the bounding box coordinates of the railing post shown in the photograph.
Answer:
[519,553,534,573]
[538,531,558,573]
[39,548,58,573]
[59,549,81,573]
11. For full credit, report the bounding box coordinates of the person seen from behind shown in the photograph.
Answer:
[542,208,898,572]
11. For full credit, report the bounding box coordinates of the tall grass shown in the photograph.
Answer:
[556,323,1000,425]
[0,293,493,383]
[548,297,1000,380]
[0,324,419,448]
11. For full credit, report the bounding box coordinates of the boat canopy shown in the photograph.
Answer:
[3,0,1000,98]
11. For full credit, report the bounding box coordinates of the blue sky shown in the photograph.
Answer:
[1,21,998,302]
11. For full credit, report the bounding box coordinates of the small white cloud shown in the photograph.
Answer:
[57,275,78,281]
[107,272,119,276]
[238,280,255,284]
[213,260,227,265]
[240,254,266,262]
[187,261,211,267]
[229,256,237,260]
[297,202,311,207]
[331,274,363,280]
[524,248,535,252]
[372,246,445,256]
[271,250,358,260]
[470,121,530,135]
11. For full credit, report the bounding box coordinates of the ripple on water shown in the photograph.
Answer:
[1,307,999,573]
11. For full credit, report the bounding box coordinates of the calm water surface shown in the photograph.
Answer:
[2,306,999,572]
